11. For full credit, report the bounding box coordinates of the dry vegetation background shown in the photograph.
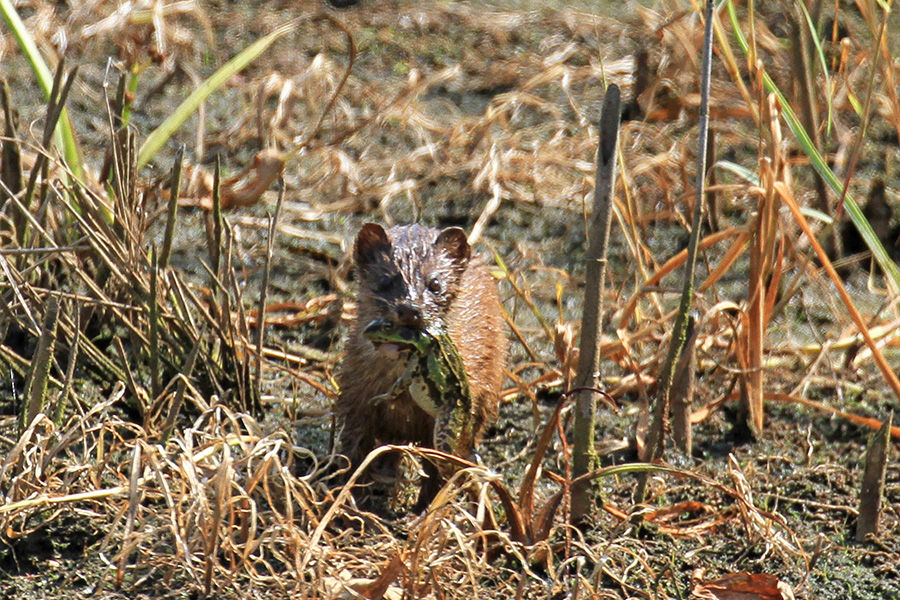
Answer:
[0,0,899,598]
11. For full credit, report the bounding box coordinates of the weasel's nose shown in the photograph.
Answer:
[395,304,424,328]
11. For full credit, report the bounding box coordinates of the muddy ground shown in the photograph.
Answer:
[1,0,899,598]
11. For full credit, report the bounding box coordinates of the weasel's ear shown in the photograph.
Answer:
[354,223,391,268]
[434,227,471,265]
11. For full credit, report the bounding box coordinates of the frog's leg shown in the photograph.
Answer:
[432,400,476,460]
[425,401,475,506]
[432,406,455,455]
[424,346,471,449]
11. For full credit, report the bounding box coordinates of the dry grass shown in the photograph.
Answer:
[1,0,899,598]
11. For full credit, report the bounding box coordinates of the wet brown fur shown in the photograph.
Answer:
[335,223,506,507]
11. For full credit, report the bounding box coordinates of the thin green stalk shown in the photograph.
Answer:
[149,247,161,401]
[161,342,200,443]
[19,295,60,432]
[22,62,72,215]
[638,0,715,501]
[211,157,223,278]
[0,0,81,177]
[159,146,184,270]
[122,65,142,127]
[256,181,285,404]
[1,79,22,195]
[797,0,833,138]
[54,302,80,425]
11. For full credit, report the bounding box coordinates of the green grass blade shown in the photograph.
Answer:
[847,91,863,117]
[796,0,834,138]
[725,0,900,291]
[136,21,296,169]
[0,0,82,177]
[714,159,759,185]
[714,159,831,223]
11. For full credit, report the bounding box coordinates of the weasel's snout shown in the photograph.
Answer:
[395,303,424,329]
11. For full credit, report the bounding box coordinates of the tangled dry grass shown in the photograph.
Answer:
[1,0,899,598]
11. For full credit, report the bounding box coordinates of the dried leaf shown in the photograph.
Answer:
[693,572,794,600]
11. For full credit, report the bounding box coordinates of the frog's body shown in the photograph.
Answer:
[335,224,507,510]
[363,320,475,459]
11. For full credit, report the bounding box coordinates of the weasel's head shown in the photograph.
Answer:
[354,223,471,331]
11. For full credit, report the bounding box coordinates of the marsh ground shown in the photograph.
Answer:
[0,0,898,598]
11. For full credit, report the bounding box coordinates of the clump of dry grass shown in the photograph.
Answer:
[1,0,899,597]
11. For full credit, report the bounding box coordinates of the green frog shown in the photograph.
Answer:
[363,318,475,459]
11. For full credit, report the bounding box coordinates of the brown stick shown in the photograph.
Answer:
[571,83,621,524]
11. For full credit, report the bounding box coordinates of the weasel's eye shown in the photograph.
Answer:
[376,274,394,292]
[426,277,442,294]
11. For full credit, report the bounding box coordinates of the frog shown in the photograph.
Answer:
[363,317,476,460]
